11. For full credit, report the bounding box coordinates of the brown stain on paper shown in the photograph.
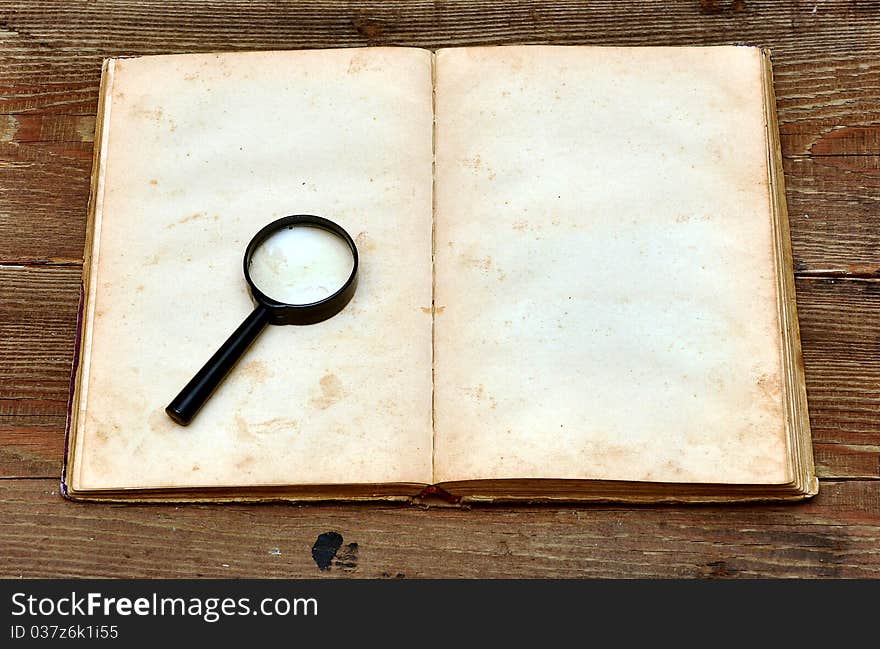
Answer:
[242,359,271,384]
[311,374,345,410]
[660,459,685,480]
[461,154,496,180]
[674,213,711,224]
[235,414,299,439]
[347,52,375,75]
[755,372,784,417]
[132,106,164,121]
[234,415,250,439]
[354,231,377,252]
[166,212,219,229]
[755,372,781,401]
[253,417,300,434]
[463,255,493,271]
[466,384,497,410]
[462,254,505,282]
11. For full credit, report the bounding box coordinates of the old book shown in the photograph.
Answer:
[63,45,817,503]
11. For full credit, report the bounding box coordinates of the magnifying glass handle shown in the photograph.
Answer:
[165,305,271,425]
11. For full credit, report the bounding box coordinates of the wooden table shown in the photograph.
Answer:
[1,1,878,579]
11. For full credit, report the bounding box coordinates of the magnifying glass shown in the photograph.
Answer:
[165,214,358,426]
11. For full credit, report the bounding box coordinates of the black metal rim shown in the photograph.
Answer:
[242,214,359,324]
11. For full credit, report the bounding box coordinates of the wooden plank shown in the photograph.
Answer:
[0,1,877,154]
[0,266,79,477]
[1,267,877,479]
[0,141,91,263]
[814,443,880,481]
[774,56,880,157]
[1,2,878,266]
[796,277,880,475]
[0,266,79,403]
[785,155,880,276]
[0,477,876,578]
[0,114,95,143]
[0,415,65,479]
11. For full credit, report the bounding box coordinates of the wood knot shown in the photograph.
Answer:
[353,15,385,39]
[699,0,746,14]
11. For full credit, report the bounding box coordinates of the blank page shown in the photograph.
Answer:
[432,46,790,485]
[74,48,434,490]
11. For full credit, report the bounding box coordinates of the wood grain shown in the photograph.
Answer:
[0,141,91,263]
[0,0,878,578]
[0,1,879,266]
[797,277,880,479]
[0,1,876,156]
[1,478,878,578]
[785,156,880,276]
[0,267,78,477]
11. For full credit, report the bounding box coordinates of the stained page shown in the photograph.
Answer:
[432,46,791,485]
[73,48,434,490]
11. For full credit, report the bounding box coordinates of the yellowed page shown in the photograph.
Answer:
[433,46,790,485]
[74,48,434,490]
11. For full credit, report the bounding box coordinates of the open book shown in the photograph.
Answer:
[63,45,817,503]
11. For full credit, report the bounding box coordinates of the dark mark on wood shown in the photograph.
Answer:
[311,531,343,571]
[334,542,359,572]
[381,571,406,579]
[703,560,739,578]
[311,532,359,572]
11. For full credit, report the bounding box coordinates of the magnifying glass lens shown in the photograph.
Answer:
[248,224,355,305]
